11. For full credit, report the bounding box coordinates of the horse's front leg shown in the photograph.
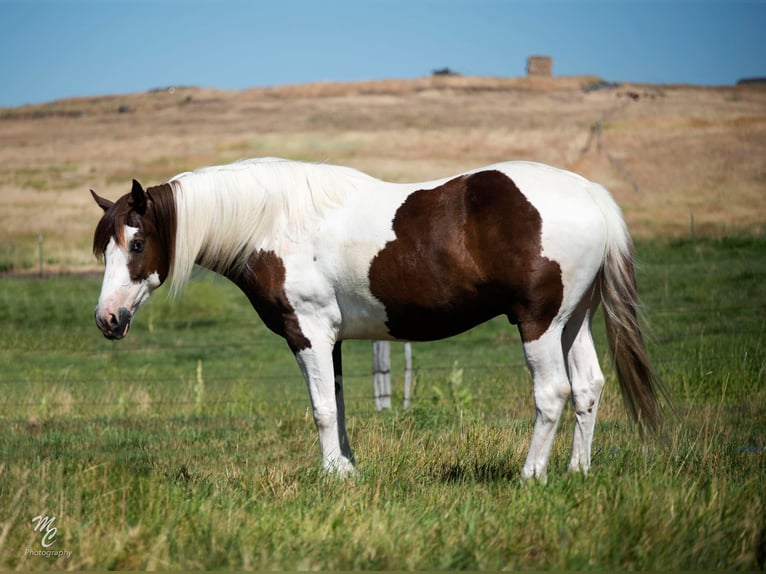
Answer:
[294,338,355,475]
[332,341,355,465]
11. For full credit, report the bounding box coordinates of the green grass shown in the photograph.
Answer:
[1,237,764,570]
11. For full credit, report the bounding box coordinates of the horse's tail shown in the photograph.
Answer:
[587,183,671,432]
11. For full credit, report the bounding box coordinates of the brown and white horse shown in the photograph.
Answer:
[91,158,668,479]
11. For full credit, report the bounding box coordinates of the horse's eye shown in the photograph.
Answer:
[130,239,144,253]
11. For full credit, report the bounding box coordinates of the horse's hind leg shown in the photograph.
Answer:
[520,323,570,481]
[563,293,605,473]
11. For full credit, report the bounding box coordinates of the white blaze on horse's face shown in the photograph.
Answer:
[95,225,161,339]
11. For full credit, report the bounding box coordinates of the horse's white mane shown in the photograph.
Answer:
[167,158,374,295]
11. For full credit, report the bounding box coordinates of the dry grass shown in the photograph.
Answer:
[1,75,764,272]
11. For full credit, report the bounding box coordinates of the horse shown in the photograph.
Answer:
[91,158,669,479]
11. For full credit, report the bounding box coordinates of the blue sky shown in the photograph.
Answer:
[1,0,764,107]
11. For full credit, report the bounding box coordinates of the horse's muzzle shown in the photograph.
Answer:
[95,306,132,340]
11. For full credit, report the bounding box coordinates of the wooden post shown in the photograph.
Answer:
[372,341,391,410]
[690,209,696,247]
[403,342,412,409]
[38,233,44,277]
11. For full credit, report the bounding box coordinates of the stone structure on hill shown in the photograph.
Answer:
[527,55,553,77]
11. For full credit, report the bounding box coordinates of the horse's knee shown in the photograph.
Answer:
[533,380,570,422]
[312,406,337,431]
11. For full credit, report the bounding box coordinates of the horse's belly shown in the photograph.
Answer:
[335,290,393,340]
[336,289,502,342]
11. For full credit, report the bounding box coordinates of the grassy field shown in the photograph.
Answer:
[1,236,764,570]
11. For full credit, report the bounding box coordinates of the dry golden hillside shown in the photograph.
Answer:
[1,75,764,272]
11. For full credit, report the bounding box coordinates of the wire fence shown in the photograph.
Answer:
[1,304,762,414]
[1,327,762,384]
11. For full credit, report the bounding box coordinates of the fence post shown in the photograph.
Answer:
[690,209,696,247]
[38,233,44,277]
[403,342,412,409]
[372,341,391,410]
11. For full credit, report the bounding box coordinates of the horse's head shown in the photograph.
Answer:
[91,179,173,339]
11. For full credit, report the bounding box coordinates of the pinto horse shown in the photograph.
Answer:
[91,158,668,479]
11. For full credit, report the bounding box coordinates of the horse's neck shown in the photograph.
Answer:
[171,162,357,290]
[168,171,264,292]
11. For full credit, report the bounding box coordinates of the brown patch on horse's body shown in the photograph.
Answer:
[368,170,563,342]
[232,250,312,352]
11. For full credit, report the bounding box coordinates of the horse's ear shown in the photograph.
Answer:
[90,189,114,212]
[130,179,147,215]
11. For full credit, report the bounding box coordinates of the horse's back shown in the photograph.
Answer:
[481,162,610,226]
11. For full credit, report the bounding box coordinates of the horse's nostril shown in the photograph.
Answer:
[108,313,119,328]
